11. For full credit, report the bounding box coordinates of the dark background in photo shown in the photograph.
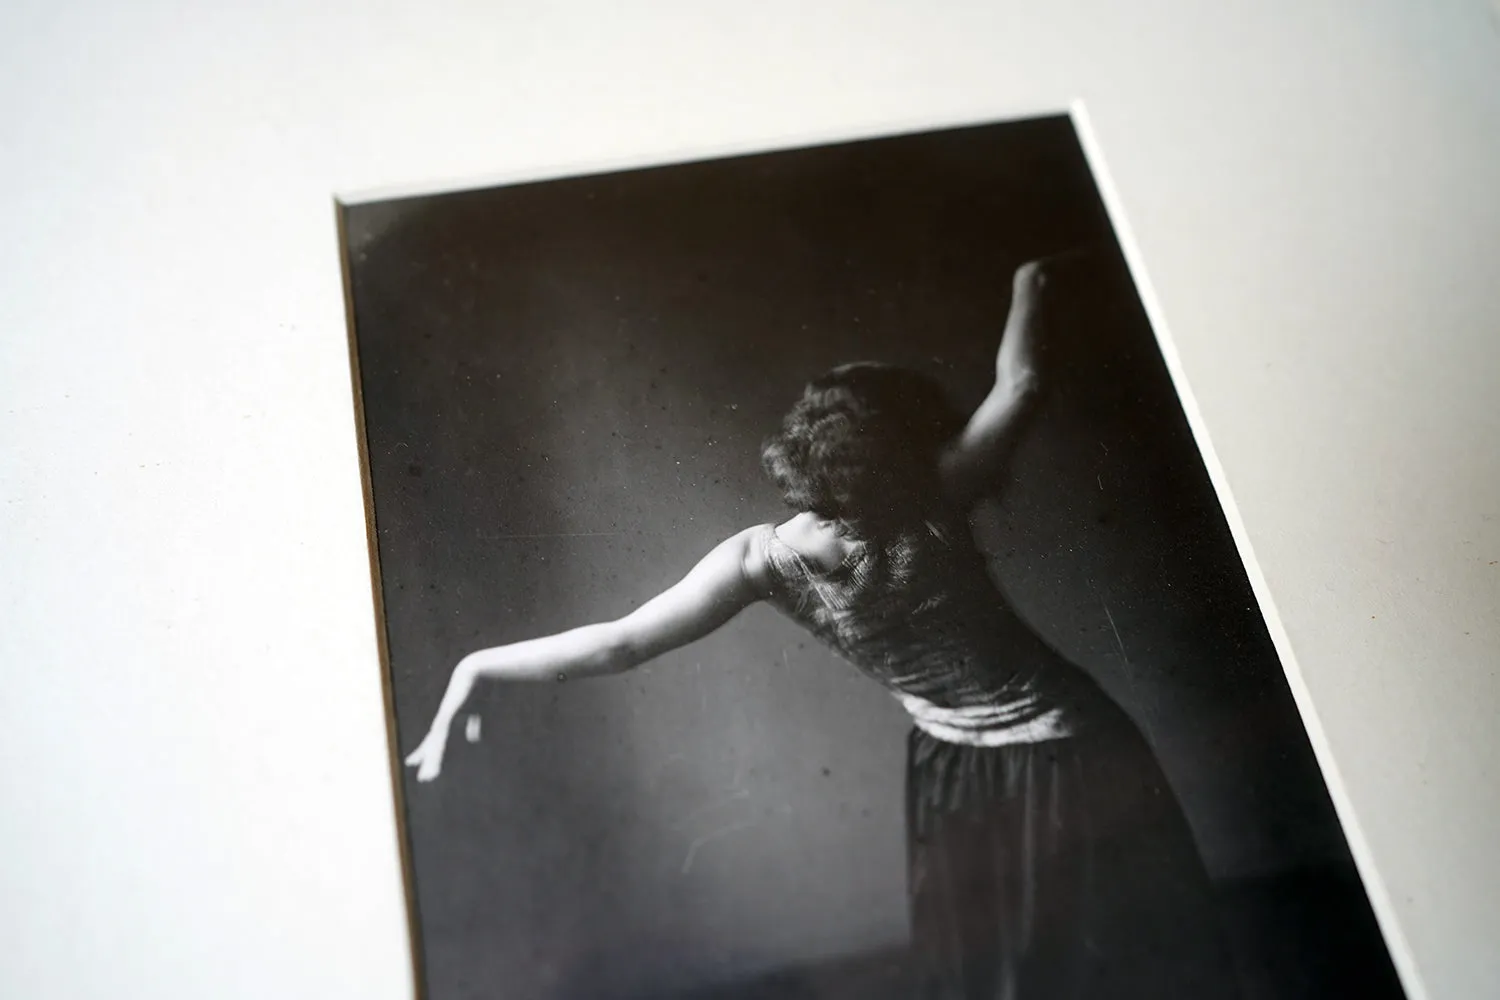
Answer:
[343,116,1402,1000]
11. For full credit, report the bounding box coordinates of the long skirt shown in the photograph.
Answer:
[905,716,1241,999]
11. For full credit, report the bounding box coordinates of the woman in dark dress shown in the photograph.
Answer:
[404,254,1241,998]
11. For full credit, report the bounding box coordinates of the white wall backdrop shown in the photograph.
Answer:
[2,2,1496,999]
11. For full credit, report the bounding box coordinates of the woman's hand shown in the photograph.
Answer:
[404,729,448,783]
[1012,257,1052,296]
[999,247,1101,387]
[1015,245,1101,293]
[1013,247,1090,294]
[996,257,1056,390]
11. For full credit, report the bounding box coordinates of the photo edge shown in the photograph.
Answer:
[334,102,1075,208]
[333,200,431,1000]
[1066,97,1427,1000]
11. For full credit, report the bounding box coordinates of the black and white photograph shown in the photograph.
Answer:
[341,115,1407,1000]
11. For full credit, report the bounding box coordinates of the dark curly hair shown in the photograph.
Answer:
[761,362,965,538]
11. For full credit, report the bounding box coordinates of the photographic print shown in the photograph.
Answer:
[340,115,1406,1000]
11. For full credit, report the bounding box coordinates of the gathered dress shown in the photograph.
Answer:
[753,515,1241,999]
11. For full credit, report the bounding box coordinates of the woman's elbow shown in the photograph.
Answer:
[998,366,1040,401]
[578,624,640,678]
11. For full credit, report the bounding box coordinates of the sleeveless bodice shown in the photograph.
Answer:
[755,517,1108,745]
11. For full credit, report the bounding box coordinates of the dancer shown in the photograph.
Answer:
[403,252,1240,998]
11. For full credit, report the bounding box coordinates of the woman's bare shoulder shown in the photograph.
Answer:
[772,512,853,572]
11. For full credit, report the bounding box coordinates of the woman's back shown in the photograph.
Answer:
[756,511,1111,746]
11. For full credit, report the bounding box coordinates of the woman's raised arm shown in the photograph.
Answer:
[939,254,1069,507]
[404,525,771,781]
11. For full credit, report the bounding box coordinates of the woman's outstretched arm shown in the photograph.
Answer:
[939,254,1064,506]
[404,525,770,781]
